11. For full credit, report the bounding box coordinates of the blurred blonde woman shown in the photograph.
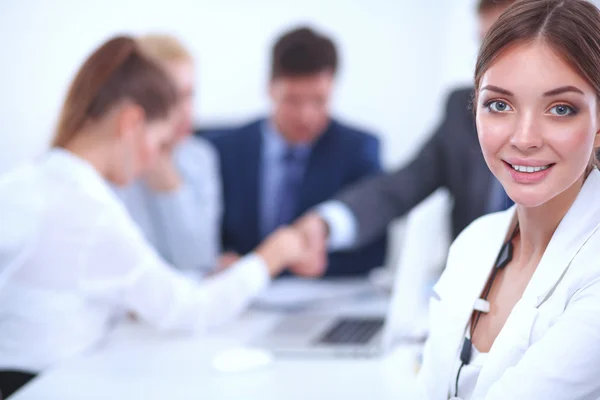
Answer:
[115,34,221,274]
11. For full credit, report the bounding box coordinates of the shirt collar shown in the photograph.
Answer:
[261,120,311,161]
[45,148,116,202]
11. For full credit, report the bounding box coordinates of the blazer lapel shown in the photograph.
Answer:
[297,125,334,214]
[524,169,600,305]
[241,123,263,243]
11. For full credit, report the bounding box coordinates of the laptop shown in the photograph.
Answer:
[249,270,424,358]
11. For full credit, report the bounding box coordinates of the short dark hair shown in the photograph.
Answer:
[271,26,338,80]
[477,0,517,14]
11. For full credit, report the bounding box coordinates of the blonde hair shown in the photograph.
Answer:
[136,34,193,64]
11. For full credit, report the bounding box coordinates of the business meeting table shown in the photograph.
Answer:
[11,278,423,400]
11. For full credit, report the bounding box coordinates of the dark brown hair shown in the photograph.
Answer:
[477,0,517,14]
[474,0,600,166]
[52,36,178,148]
[271,27,338,80]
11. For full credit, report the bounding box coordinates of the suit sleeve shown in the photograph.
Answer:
[334,92,462,248]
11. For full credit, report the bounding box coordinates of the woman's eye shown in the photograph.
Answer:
[486,100,513,113]
[548,104,575,116]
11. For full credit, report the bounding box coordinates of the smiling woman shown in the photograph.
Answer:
[474,4,600,209]
[476,40,600,207]
[417,0,600,399]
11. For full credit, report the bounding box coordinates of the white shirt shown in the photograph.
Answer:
[0,149,269,373]
[417,169,600,399]
[449,331,488,399]
[114,136,222,273]
[316,201,358,250]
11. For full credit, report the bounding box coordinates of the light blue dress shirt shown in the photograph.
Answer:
[114,136,222,273]
[260,121,311,239]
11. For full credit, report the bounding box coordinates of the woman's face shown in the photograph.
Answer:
[136,116,175,169]
[164,60,195,142]
[476,40,600,208]
[111,106,175,186]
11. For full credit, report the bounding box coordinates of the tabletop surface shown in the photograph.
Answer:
[12,279,424,400]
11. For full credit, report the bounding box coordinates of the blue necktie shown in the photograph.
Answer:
[273,148,305,230]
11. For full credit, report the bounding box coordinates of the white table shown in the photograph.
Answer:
[12,281,424,400]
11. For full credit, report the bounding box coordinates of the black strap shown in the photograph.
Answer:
[454,222,520,397]
[0,370,36,398]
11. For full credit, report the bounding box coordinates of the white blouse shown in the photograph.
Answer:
[0,149,269,373]
[449,333,488,399]
[417,169,600,399]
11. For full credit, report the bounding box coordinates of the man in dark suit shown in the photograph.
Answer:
[206,26,387,277]
[293,0,517,273]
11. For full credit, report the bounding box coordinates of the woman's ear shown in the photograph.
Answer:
[115,103,145,141]
[593,146,600,167]
[594,110,600,148]
[593,113,600,168]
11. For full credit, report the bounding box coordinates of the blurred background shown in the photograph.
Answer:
[5,2,600,397]
[0,0,485,273]
[0,0,479,174]
[0,0,506,294]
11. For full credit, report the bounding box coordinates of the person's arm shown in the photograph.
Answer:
[314,201,358,251]
[79,212,311,333]
[314,133,448,251]
[147,139,222,273]
[481,278,600,399]
[322,93,464,249]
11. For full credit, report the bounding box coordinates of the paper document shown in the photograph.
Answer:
[253,277,376,311]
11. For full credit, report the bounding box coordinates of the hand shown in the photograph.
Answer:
[217,252,241,270]
[143,143,182,192]
[255,227,311,277]
[289,212,329,277]
[204,252,241,277]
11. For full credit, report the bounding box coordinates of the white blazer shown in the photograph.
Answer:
[417,169,600,400]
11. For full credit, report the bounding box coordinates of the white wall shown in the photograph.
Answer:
[0,0,479,174]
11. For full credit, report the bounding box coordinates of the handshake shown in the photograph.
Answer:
[254,212,330,278]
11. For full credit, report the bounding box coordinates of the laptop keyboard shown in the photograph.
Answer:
[316,318,384,345]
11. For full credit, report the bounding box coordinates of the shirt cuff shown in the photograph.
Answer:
[229,253,271,296]
[315,201,358,251]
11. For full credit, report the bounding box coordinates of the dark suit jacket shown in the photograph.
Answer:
[337,87,497,246]
[206,118,388,277]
